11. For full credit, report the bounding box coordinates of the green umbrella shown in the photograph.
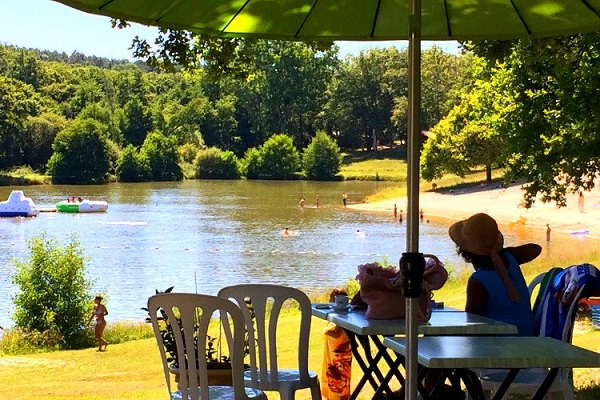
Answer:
[49,1,600,398]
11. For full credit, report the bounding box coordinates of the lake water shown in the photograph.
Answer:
[0,181,585,328]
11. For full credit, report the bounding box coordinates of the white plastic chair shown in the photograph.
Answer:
[480,269,575,400]
[148,293,267,400]
[218,284,321,400]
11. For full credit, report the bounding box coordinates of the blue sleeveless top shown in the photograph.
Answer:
[470,251,533,336]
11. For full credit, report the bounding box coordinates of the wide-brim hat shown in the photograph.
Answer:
[448,213,520,302]
[448,213,504,256]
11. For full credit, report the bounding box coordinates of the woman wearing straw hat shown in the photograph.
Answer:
[449,213,541,336]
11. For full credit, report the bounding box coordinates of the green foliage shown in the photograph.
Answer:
[243,134,300,180]
[46,118,112,184]
[302,131,342,180]
[116,144,151,182]
[178,143,200,164]
[194,147,240,179]
[140,131,183,181]
[11,234,95,350]
[241,147,262,179]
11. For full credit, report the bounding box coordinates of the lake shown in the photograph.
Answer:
[0,180,578,328]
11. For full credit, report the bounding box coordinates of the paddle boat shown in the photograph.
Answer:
[56,198,108,213]
[0,190,40,217]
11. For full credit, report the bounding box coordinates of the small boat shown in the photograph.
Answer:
[56,199,108,213]
[0,190,40,217]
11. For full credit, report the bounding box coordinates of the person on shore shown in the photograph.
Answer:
[419,209,424,222]
[578,191,585,213]
[449,212,540,336]
[88,295,109,351]
[393,204,398,218]
[342,192,347,207]
[315,195,320,208]
[546,224,551,242]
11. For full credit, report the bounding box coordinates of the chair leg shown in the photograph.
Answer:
[310,382,322,400]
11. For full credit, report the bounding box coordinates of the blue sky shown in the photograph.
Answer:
[1,0,460,60]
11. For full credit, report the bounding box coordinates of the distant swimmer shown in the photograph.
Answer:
[299,198,305,207]
[355,229,367,238]
[283,227,291,236]
[315,195,320,208]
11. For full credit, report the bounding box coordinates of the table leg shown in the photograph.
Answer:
[492,369,520,400]
[531,368,559,400]
[344,330,403,400]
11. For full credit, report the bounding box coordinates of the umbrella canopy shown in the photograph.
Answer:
[51,0,600,41]
[50,1,600,399]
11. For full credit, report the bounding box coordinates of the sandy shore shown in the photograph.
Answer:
[350,184,600,239]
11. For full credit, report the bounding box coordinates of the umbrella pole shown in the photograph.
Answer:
[404,0,423,399]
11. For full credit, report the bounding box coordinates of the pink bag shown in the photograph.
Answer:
[355,255,447,321]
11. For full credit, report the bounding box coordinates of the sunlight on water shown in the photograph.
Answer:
[0,181,596,328]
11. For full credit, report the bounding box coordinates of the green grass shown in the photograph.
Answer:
[0,166,50,186]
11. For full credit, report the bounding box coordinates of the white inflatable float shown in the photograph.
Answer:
[0,190,40,217]
[56,199,108,213]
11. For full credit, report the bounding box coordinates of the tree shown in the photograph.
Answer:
[194,147,240,179]
[116,144,151,182]
[46,118,113,184]
[12,234,94,349]
[243,134,300,180]
[421,81,505,183]
[22,112,68,170]
[140,130,183,181]
[302,131,342,180]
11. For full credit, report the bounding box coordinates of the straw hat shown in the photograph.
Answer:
[449,213,520,302]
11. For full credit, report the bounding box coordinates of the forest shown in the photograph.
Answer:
[0,41,470,184]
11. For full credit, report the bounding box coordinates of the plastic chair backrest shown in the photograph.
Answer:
[217,284,313,390]
[147,293,250,400]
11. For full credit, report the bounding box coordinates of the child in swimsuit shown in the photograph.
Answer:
[88,295,109,351]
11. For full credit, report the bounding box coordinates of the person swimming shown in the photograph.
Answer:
[282,227,290,236]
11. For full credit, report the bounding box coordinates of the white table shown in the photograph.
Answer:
[383,336,600,399]
[312,304,517,399]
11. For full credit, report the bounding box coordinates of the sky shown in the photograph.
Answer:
[0,0,461,61]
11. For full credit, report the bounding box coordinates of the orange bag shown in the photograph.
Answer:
[321,323,352,400]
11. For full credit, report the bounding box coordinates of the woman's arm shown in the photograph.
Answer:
[505,243,542,264]
[465,277,487,316]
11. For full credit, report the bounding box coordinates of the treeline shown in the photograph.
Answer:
[0,41,472,184]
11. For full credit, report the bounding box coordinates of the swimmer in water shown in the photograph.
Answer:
[283,227,290,236]
[355,229,367,238]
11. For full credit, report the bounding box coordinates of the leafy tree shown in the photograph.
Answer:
[194,147,240,179]
[116,144,151,182]
[178,143,200,164]
[421,83,504,183]
[0,76,39,169]
[46,118,112,184]
[123,96,153,146]
[302,131,342,180]
[12,234,94,349]
[140,130,183,181]
[22,112,68,170]
[243,134,300,180]
[241,147,262,179]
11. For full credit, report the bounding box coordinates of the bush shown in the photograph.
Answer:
[11,234,95,349]
[140,131,183,181]
[194,147,240,179]
[116,144,151,182]
[302,131,342,180]
[243,134,300,180]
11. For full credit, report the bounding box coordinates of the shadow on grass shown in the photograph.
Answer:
[342,146,407,164]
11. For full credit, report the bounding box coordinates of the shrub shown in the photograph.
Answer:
[243,134,300,180]
[11,234,95,349]
[194,147,240,179]
[140,131,183,181]
[116,144,151,182]
[302,131,342,180]
[241,147,262,179]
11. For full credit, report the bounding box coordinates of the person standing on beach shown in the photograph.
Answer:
[546,224,551,241]
[393,204,398,218]
[342,192,347,207]
[315,195,320,208]
[88,295,109,351]
[578,191,585,212]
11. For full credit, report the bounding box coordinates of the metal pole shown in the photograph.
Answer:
[406,0,422,399]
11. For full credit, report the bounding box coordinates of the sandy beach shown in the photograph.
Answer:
[350,183,600,239]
